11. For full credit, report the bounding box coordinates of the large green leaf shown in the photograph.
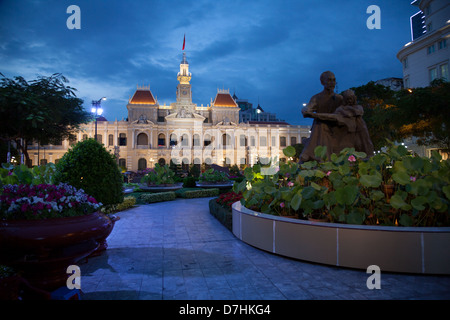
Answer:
[301,186,316,200]
[290,193,302,211]
[314,145,327,160]
[403,156,424,172]
[335,185,359,205]
[346,209,365,225]
[390,194,411,210]
[411,196,428,211]
[370,190,385,201]
[392,171,410,185]
[301,161,317,169]
[359,173,382,188]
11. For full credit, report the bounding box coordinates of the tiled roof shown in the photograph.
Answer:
[213,92,238,107]
[96,116,108,122]
[129,88,157,105]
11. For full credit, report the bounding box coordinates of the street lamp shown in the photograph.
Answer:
[91,97,106,141]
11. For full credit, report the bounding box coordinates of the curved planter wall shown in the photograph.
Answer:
[232,202,450,275]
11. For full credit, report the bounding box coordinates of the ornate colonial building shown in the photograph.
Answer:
[28,52,311,171]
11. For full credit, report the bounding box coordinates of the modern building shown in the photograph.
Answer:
[397,0,450,88]
[395,0,449,159]
[27,52,311,171]
[374,77,404,91]
[234,93,284,124]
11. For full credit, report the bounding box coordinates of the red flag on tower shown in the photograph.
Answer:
[182,34,185,51]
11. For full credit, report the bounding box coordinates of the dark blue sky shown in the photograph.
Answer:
[0,0,419,126]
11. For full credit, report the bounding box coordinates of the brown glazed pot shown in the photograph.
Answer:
[0,212,114,291]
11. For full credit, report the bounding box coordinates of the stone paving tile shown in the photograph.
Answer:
[79,197,450,300]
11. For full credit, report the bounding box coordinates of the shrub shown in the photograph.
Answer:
[102,196,136,214]
[209,198,232,231]
[140,191,176,203]
[199,169,229,183]
[182,176,197,188]
[216,191,243,211]
[0,163,56,187]
[176,188,219,198]
[140,163,176,185]
[53,139,124,206]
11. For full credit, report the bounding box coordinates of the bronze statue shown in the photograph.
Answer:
[300,71,343,162]
[300,72,374,162]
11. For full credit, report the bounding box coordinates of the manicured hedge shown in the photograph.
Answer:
[209,198,232,231]
[175,188,219,199]
[140,191,177,203]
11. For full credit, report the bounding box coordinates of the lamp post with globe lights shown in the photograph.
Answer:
[91,97,106,141]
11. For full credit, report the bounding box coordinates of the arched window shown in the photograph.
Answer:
[170,134,177,146]
[158,133,166,147]
[158,158,166,166]
[290,136,297,146]
[193,134,201,147]
[138,158,147,171]
[222,133,231,146]
[181,134,189,147]
[260,136,267,147]
[119,133,127,146]
[240,135,247,147]
[204,134,211,147]
[137,133,148,146]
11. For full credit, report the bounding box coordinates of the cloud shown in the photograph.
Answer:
[0,1,419,126]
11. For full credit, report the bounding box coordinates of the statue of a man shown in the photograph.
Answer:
[299,71,344,162]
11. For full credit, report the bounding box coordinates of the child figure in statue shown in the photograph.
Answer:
[312,89,374,157]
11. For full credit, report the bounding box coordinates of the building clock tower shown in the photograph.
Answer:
[176,52,192,104]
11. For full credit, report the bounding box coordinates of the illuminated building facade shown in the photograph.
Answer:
[28,52,311,171]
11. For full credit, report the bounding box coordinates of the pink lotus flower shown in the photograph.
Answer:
[348,155,356,162]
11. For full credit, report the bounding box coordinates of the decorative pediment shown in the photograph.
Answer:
[165,111,205,125]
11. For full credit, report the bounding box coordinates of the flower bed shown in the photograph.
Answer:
[233,143,450,227]
[0,183,101,220]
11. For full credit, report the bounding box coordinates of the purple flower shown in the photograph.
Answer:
[348,155,356,162]
[280,202,285,208]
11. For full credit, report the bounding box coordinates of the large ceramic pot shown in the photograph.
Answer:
[0,211,114,291]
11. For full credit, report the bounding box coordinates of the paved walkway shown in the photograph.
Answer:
[79,197,450,300]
